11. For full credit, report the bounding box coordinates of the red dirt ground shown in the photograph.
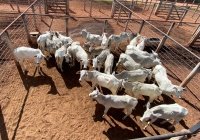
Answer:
[0,1,200,140]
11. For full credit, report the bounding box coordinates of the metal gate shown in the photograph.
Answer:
[44,0,69,15]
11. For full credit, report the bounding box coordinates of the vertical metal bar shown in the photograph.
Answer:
[192,4,199,17]
[111,0,116,18]
[142,0,148,14]
[177,6,189,26]
[65,17,68,36]
[155,0,162,15]
[148,3,156,20]
[44,0,48,14]
[21,14,31,43]
[31,5,38,30]
[4,31,12,51]
[166,3,174,20]
[99,1,101,12]
[195,14,200,23]
[38,0,42,21]
[138,20,145,34]
[90,0,93,17]
[124,12,132,32]
[117,5,122,24]
[66,0,69,15]
[16,0,21,13]
[103,20,107,33]
[156,22,175,53]
[147,0,153,11]
[180,62,200,87]
[84,0,86,11]
[28,0,30,5]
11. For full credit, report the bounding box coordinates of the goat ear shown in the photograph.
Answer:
[95,87,99,92]
[76,71,81,74]
[152,113,162,118]
[146,102,151,110]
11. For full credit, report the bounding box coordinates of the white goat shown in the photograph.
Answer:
[89,87,138,120]
[77,70,122,95]
[89,45,105,59]
[13,46,45,73]
[65,42,89,69]
[54,31,73,45]
[37,31,52,53]
[55,44,70,72]
[122,81,162,103]
[140,102,188,130]
[101,32,108,47]
[152,64,185,98]
[113,69,152,83]
[116,53,142,71]
[104,53,114,74]
[81,29,102,46]
[92,49,110,71]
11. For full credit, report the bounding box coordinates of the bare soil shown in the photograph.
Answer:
[0,1,200,140]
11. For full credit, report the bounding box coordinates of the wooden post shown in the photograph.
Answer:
[156,22,175,53]
[111,0,116,18]
[180,62,200,87]
[31,5,38,30]
[124,12,132,32]
[38,0,42,21]
[65,17,68,36]
[148,3,156,20]
[177,6,189,27]
[138,20,145,34]
[66,0,69,15]
[103,20,107,33]
[166,3,174,20]
[117,5,122,24]
[84,0,86,11]
[90,0,93,17]
[16,0,20,13]
[21,14,31,43]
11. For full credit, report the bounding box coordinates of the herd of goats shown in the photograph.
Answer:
[13,29,188,131]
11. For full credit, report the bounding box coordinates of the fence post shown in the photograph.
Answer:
[21,14,31,43]
[66,0,69,15]
[124,12,132,32]
[44,0,48,14]
[16,0,21,13]
[156,22,175,53]
[90,0,93,17]
[65,17,69,36]
[192,4,199,17]
[177,6,189,27]
[111,0,116,18]
[28,0,30,5]
[84,0,86,11]
[180,62,200,87]
[148,3,156,20]
[4,31,12,51]
[142,0,148,14]
[38,0,42,21]
[117,5,122,24]
[31,5,38,30]
[166,3,174,20]
[138,20,145,34]
[103,20,107,33]
[155,0,162,15]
